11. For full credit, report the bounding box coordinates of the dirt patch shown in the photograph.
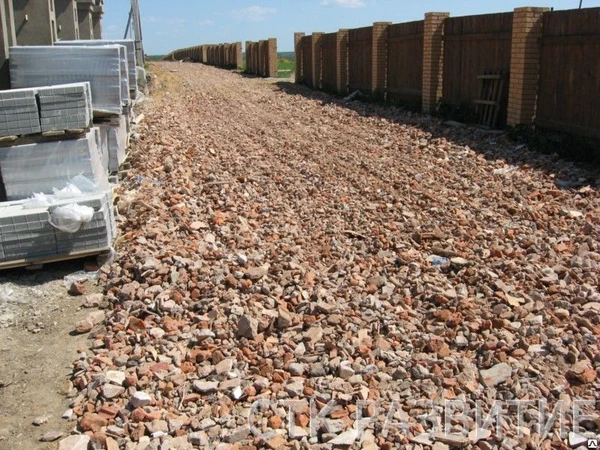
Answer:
[0,261,103,449]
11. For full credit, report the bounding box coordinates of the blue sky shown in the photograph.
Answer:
[103,0,600,54]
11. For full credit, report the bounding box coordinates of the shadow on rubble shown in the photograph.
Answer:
[274,81,600,189]
[0,258,99,288]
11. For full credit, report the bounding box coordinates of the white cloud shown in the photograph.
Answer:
[194,20,214,26]
[321,0,365,7]
[231,5,276,22]
[146,16,187,25]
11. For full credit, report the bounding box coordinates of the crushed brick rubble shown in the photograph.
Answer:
[60,63,599,450]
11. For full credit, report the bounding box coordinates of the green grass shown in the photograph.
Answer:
[276,58,295,78]
[278,52,295,61]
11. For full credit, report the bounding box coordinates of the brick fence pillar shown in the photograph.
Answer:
[422,12,449,113]
[236,42,243,69]
[268,38,278,77]
[311,32,324,89]
[372,22,391,99]
[507,7,549,126]
[245,41,251,72]
[258,40,266,76]
[336,29,349,95]
[294,32,305,83]
[254,42,260,74]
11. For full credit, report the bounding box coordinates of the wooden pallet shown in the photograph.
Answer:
[0,128,89,147]
[0,247,112,271]
[474,72,505,129]
[117,151,132,180]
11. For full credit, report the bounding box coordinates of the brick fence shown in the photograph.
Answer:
[296,6,600,139]
[165,42,243,70]
[245,38,277,78]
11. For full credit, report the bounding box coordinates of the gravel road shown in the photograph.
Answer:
[64,62,599,450]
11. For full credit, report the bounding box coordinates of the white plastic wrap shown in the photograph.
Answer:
[22,175,100,207]
[137,66,147,89]
[53,184,83,199]
[22,192,54,209]
[52,43,129,106]
[10,45,124,115]
[56,40,138,94]
[99,115,128,173]
[0,128,109,201]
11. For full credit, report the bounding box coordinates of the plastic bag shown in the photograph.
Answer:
[63,270,99,287]
[430,256,449,266]
[0,285,25,305]
[0,286,13,305]
[49,203,94,233]
[62,247,116,287]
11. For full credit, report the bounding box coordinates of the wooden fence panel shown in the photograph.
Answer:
[260,41,268,76]
[252,42,259,74]
[537,8,600,139]
[321,33,338,92]
[387,20,424,106]
[301,36,314,87]
[348,26,373,93]
[442,12,513,125]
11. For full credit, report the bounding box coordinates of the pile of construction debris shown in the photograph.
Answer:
[56,64,599,450]
[0,40,143,268]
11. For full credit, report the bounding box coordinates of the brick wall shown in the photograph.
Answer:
[166,7,598,140]
[166,42,243,69]
[245,38,278,77]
